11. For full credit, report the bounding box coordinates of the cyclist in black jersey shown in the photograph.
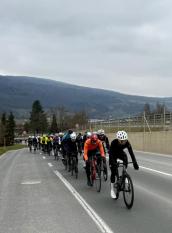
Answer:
[65,132,78,172]
[97,129,110,154]
[109,130,139,198]
[76,133,83,156]
[32,136,38,151]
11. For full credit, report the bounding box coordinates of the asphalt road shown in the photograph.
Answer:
[0,148,172,233]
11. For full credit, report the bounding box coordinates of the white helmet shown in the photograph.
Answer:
[92,131,97,135]
[116,131,128,140]
[70,132,77,141]
[97,129,105,135]
[86,132,92,138]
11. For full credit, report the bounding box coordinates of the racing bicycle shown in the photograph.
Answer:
[113,160,134,209]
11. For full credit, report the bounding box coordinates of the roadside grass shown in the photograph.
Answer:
[0,144,27,156]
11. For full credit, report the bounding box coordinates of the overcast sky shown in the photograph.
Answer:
[0,0,172,97]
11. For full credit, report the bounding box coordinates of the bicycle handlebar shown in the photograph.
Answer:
[116,161,133,167]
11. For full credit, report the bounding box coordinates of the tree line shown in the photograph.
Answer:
[0,100,88,145]
[24,100,88,135]
[0,112,15,146]
[143,102,170,115]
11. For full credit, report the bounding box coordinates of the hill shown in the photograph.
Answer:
[0,75,172,119]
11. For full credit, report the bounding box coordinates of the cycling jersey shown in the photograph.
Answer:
[97,134,110,153]
[65,138,78,154]
[84,138,105,161]
[109,139,137,165]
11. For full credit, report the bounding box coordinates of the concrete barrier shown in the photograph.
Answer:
[107,131,172,155]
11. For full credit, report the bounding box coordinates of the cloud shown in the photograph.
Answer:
[0,0,172,96]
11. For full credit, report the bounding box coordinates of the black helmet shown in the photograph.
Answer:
[68,129,73,134]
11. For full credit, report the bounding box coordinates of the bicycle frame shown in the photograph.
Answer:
[89,154,101,192]
[115,162,132,188]
[70,153,78,178]
[114,161,134,209]
[90,155,98,180]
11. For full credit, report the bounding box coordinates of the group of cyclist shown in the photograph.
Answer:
[27,129,139,199]
[27,133,63,155]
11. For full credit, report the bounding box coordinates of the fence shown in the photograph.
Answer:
[89,113,172,133]
[89,113,172,155]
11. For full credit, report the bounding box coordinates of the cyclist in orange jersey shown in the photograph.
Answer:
[84,134,106,186]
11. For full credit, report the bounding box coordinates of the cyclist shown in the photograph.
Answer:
[82,131,92,149]
[32,136,38,151]
[37,136,41,150]
[61,129,73,161]
[76,133,83,156]
[47,135,53,156]
[82,131,92,168]
[58,132,64,142]
[84,134,106,186]
[58,132,64,155]
[109,130,139,199]
[40,134,47,153]
[53,134,60,159]
[66,132,78,172]
[28,136,33,151]
[97,129,110,154]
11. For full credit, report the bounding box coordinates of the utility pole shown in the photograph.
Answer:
[164,106,166,131]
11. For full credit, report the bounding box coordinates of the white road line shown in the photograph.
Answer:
[42,156,46,159]
[21,181,41,185]
[54,170,114,233]
[135,150,172,158]
[140,166,172,177]
[48,163,53,167]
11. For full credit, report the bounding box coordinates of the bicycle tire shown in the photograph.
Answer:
[103,163,108,181]
[54,149,59,160]
[73,157,78,179]
[123,173,134,209]
[75,167,78,179]
[90,163,94,186]
[34,145,36,153]
[48,150,51,156]
[95,164,101,192]
[29,145,32,152]
[71,157,74,176]
[113,175,119,200]
[64,157,68,170]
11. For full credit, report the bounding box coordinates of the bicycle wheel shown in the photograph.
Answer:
[95,164,101,192]
[34,145,36,153]
[123,174,134,209]
[103,163,108,181]
[71,158,74,176]
[54,149,59,160]
[47,149,51,156]
[63,155,68,170]
[73,157,78,179]
[113,175,119,200]
[90,163,94,186]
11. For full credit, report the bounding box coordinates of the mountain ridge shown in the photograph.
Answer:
[1,75,172,118]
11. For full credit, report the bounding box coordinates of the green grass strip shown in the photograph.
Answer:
[0,144,27,156]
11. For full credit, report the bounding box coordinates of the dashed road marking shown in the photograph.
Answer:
[21,180,41,185]
[48,163,53,167]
